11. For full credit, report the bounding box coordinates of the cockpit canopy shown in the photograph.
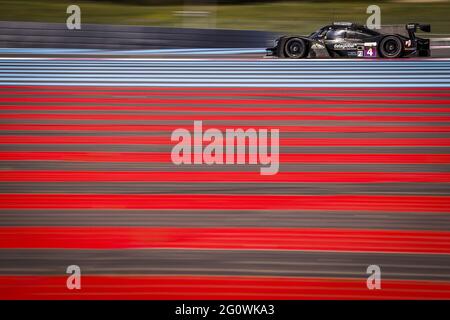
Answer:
[309,23,380,40]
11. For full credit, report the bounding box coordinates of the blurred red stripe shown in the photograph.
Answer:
[1,136,450,146]
[2,85,450,91]
[4,113,450,122]
[2,97,450,105]
[3,105,450,113]
[1,275,450,299]
[0,135,170,145]
[7,89,450,97]
[0,227,449,253]
[1,152,450,163]
[2,124,450,132]
[0,194,448,212]
[2,171,450,183]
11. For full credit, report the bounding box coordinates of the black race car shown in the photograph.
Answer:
[266,22,430,59]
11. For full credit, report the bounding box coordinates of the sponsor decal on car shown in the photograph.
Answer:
[363,47,376,57]
[363,42,377,58]
[311,43,325,49]
[333,43,357,50]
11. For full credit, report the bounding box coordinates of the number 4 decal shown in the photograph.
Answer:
[364,45,377,58]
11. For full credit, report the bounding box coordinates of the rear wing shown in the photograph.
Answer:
[406,23,431,39]
[406,23,430,32]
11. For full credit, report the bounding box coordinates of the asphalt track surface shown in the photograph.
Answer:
[1,57,450,299]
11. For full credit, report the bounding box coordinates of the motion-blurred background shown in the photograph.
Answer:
[1,0,450,33]
[1,0,450,300]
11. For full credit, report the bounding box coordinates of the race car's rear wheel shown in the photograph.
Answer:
[379,36,403,58]
[284,38,308,58]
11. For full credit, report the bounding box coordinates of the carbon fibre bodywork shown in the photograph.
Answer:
[267,22,431,59]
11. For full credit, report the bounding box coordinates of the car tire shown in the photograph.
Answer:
[284,38,308,59]
[379,36,403,58]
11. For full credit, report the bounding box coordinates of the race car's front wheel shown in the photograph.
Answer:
[284,38,308,58]
[379,36,403,58]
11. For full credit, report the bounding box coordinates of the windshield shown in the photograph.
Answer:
[309,27,329,39]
